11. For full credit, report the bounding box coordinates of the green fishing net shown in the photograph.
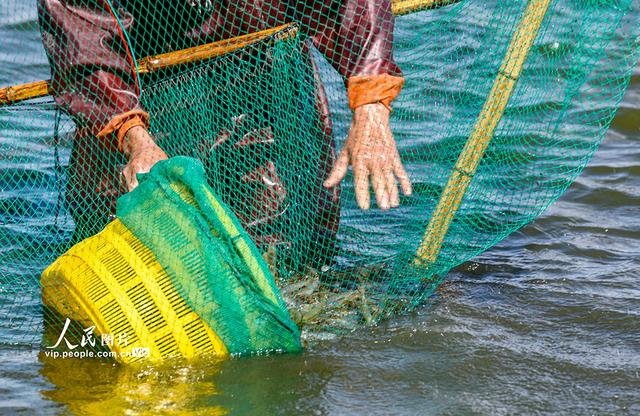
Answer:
[1,0,639,356]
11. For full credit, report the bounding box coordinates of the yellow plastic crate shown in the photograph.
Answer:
[41,219,228,364]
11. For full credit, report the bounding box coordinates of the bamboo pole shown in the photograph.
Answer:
[0,23,297,107]
[0,0,460,106]
[0,80,50,106]
[392,0,461,16]
[414,0,552,267]
[137,23,296,74]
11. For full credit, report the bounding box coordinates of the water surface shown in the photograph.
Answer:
[1,1,639,415]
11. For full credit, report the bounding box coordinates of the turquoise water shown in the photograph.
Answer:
[1,1,640,414]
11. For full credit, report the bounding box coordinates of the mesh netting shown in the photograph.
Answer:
[1,0,639,359]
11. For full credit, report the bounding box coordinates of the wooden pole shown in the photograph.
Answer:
[414,0,552,266]
[0,23,297,107]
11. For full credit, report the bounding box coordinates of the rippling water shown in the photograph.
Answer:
[1,1,639,415]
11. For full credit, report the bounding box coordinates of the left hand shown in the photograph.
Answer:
[121,126,168,191]
[323,103,412,210]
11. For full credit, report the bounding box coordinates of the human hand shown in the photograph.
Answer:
[121,126,168,191]
[323,103,412,210]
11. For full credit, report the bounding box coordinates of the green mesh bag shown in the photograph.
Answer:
[1,0,639,354]
[116,156,301,356]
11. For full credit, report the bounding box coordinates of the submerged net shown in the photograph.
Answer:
[1,0,639,356]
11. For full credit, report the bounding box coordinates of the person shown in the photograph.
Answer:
[38,0,412,257]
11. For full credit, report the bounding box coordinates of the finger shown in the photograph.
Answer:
[371,166,389,210]
[323,150,350,188]
[117,168,128,194]
[393,154,412,196]
[128,176,138,192]
[124,167,139,192]
[386,167,399,208]
[353,158,370,210]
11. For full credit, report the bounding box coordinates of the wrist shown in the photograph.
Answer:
[354,102,391,114]
[353,102,391,125]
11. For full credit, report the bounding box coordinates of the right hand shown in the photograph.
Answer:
[323,103,412,210]
[121,126,168,191]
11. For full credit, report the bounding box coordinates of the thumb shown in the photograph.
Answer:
[323,149,350,188]
[123,165,139,192]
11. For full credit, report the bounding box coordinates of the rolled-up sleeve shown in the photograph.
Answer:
[299,0,405,108]
[38,0,148,150]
